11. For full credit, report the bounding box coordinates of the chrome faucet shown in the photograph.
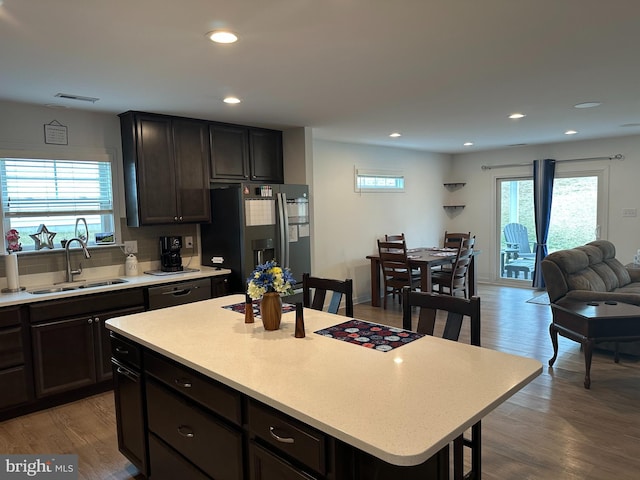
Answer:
[65,237,91,283]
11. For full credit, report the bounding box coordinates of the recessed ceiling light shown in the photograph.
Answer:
[207,30,238,44]
[574,101,601,109]
[463,142,474,147]
[223,96,241,104]
[620,123,640,128]
[508,113,526,119]
[565,130,578,135]
[389,132,402,138]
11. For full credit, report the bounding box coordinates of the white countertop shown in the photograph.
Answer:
[0,266,230,307]
[106,294,541,467]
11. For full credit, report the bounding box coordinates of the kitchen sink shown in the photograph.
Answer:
[27,278,128,294]
[80,278,128,288]
[28,286,81,295]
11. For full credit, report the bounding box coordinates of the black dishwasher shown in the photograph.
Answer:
[146,278,212,310]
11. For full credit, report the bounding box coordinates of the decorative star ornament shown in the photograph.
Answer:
[30,224,57,250]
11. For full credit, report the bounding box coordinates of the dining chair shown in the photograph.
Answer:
[443,231,471,248]
[377,240,420,309]
[431,236,475,298]
[302,273,354,317]
[401,288,481,480]
[433,232,471,273]
[385,233,405,242]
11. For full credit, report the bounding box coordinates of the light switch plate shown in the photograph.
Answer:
[622,208,637,217]
[124,240,138,254]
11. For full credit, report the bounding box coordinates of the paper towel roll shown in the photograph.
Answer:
[5,254,20,291]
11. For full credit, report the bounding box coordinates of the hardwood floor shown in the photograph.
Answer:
[2,284,639,479]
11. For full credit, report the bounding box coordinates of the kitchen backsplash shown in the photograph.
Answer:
[2,218,199,277]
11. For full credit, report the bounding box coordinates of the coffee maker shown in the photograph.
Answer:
[160,236,183,272]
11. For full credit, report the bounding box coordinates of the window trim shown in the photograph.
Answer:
[0,146,121,252]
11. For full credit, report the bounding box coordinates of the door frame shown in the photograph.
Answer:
[492,164,609,285]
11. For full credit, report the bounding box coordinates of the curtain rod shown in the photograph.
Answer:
[481,154,624,170]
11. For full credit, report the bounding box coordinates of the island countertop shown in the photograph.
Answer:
[106,294,542,467]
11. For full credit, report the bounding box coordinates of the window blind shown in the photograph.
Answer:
[1,158,113,218]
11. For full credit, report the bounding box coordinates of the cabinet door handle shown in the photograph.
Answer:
[116,366,138,383]
[174,378,193,388]
[269,426,295,444]
[115,346,129,354]
[95,317,100,323]
[177,425,195,438]
[87,318,93,324]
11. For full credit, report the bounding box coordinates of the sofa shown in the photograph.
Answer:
[541,240,640,355]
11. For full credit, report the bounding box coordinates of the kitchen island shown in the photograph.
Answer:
[106,294,541,479]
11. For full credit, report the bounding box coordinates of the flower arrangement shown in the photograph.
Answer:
[247,261,296,300]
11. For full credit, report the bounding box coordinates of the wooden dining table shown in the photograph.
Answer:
[366,248,479,307]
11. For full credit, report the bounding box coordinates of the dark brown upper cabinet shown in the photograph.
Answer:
[120,112,211,226]
[210,123,283,184]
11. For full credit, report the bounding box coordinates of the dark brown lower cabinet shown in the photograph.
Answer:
[148,434,210,480]
[0,306,32,410]
[111,343,449,479]
[112,357,147,477]
[146,379,243,480]
[31,305,144,397]
[249,441,317,480]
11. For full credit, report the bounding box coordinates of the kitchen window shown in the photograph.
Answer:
[0,157,116,251]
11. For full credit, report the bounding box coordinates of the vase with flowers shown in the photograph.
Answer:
[247,261,296,330]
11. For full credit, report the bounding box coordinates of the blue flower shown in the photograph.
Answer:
[247,261,296,299]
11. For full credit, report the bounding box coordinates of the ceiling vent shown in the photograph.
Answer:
[54,93,99,103]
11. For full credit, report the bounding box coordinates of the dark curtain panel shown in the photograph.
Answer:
[532,159,556,287]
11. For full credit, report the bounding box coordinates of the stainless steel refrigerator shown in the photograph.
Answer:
[201,183,311,294]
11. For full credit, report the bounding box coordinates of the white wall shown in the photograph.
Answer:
[310,139,451,303]
[449,134,640,283]
[0,100,125,217]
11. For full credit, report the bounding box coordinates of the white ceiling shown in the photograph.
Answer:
[1,0,639,154]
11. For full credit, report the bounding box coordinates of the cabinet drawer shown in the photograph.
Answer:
[110,333,141,369]
[145,351,241,425]
[0,326,23,369]
[0,366,30,409]
[247,399,326,475]
[149,433,211,480]
[0,307,21,328]
[146,379,243,480]
[249,441,317,480]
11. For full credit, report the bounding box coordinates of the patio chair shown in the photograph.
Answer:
[503,223,536,259]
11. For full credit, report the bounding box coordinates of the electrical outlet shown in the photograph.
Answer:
[185,236,194,248]
[124,240,138,254]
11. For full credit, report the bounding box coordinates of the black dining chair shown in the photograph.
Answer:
[302,273,354,317]
[402,288,481,480]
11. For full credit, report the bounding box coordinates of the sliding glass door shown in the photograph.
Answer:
[497,169,606,283]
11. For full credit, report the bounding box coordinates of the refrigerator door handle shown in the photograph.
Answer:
[277,192,290,268]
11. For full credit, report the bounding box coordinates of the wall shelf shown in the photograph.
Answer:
[443,182,466,190]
